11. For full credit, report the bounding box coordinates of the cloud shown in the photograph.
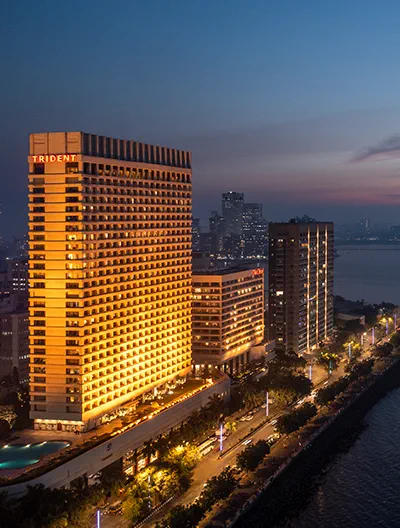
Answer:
[352,134,400,162]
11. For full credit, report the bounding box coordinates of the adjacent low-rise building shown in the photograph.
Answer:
[192,267,265,372]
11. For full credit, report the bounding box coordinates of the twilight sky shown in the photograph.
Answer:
[2,0,400,235]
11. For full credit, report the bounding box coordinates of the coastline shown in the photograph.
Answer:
[204,357,400,528]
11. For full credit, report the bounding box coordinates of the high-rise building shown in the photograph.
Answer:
[192,267,264,373]
[192,218,201,251]
[0,258,29,382]
[242,203,268,258]
[209,211,224,257]
[359,217,371,233]
[8,258,29,310]
[0,311,29,382]
[222,192,244,237]
[28,131,192,431]
[268,221,334,354]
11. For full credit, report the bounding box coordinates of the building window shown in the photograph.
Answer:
[33,163,44,174]
[66,162,79,174]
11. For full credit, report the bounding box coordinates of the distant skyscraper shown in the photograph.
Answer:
[268,221,334,354]
[29,131,192,431]
[359,217,371,233]
[209,211,224,257]
[222,192,244,237]
[242,203,268,258]
[0,258,29,382]
[192,217,201,251]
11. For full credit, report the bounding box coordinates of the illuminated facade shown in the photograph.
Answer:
[28,131,192,431]
[192,268,264,372]
[268,222,334,354]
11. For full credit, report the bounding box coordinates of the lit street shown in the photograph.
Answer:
[96,359,348,528]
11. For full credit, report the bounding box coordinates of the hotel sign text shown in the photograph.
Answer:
[31,154,77,163]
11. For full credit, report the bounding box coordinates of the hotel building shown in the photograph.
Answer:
[28,132,192,431]
[268,221,334,354]
[192,267,264,372]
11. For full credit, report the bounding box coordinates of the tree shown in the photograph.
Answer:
[225,420,237,435]
[153,435,170,458]
[160,502,205,528]
[0,405,17,426]
[236,440,270,471]
[344,319,365,334]
[242,383,263,410]
[390,331,400,348]
[0,419,11,440]
[272,350,306,373]
[163,444,200,475]
[152,468,180,501]
[123,477,149,524]
[259,370,312,401]
[276,402,317,435]
[200,467,237,509]
[317,350,340,375]
[348,359,374,380]
[268,387,297,406]
[374,342,394,358]
[316,377,350,406]
[0,375,14,396]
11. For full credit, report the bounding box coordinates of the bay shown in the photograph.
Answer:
[283,387,400,528]
[335,244,400,305]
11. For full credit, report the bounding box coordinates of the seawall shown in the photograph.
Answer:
[231,358,400,527]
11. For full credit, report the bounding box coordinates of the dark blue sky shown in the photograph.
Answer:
[3,0,400,236]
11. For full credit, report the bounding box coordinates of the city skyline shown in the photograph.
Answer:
[5,1,400,235]
[2,3,400,527]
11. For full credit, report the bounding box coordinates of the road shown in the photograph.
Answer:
[96,343,379,528]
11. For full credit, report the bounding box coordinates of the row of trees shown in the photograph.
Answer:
[123,444,200,524]
[236,440,270,471]
[316,359,375,407]
[238,351,313,412]
[0,483,105,528]
[156,467,237,528]
[276,402,317,435]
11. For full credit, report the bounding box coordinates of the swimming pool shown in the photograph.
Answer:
[0,441,70,469]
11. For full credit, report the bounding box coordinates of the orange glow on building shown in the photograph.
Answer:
[28,131,192,431]
[192,268,264,372]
